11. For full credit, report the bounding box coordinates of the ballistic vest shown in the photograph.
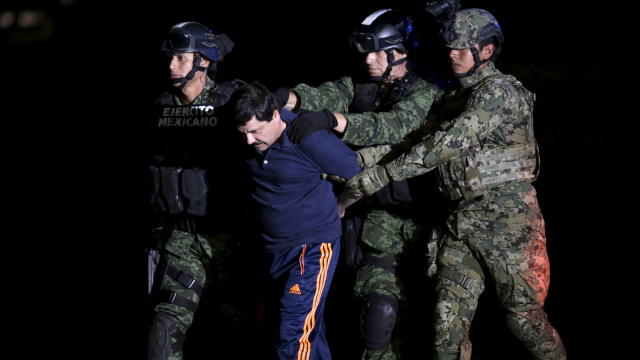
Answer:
[436,74,538,201]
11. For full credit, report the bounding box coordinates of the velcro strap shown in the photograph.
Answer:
[160,290,199,313]
[166,265,204,295]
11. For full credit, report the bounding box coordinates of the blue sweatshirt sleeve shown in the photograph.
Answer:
[298,130,362,179]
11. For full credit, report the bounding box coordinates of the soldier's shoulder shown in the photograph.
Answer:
[476,74,522,100]
[410,76,444,98]
[155,91,175,105]
[207,79,247,106]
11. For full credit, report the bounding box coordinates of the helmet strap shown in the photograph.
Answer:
[172,53,208,89]
[454,46,489,78]
[372,49,407,82]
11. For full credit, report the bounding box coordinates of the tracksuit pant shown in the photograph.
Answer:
[267,239,340,360]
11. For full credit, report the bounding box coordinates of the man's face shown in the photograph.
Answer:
[238,112,284,152]
[168,52,210,87]
[448,47,475,75]
[448,44,492,75]
[365,49,407,80]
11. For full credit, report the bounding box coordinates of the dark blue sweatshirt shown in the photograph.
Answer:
[245,111,361,251]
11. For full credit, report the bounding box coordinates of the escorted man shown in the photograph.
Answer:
[147,22,249,360]
[231,83,361,359]
[344,8,566,360]
[277,9,442,359]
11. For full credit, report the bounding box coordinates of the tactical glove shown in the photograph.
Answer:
[287,110,338,144]
[271,87,291,109]
[345,165,391,198]
[357,145,392,168]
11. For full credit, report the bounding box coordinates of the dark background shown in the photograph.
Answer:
[4,0,634,358]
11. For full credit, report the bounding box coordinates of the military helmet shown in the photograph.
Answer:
[161,22,221,62]
[445,8,503,50]
[350,9,414,54]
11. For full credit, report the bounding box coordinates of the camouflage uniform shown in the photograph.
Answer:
[149,77,250,360]
[347,59,566,359]
[293,73,440,359]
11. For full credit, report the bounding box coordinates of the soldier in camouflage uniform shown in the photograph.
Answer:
[344,8,566,360]
[147,22,248,360]
[280,9,441,360]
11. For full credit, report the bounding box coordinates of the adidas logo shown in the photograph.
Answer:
[289,283,302,295]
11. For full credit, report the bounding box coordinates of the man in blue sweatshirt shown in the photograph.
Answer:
[230,83,361,360]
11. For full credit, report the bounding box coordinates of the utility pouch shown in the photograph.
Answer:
[426,227,445,277]
[160,167,184,214]
[149,165,166,213]
[181,168,208,216]
[343,216,366,268]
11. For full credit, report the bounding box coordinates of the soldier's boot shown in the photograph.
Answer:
[506,308,566,360]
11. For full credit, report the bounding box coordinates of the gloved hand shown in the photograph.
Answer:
[271,88,291,109]
[357,145,392,168]
[345,165,391,198]
[287,110,338,144]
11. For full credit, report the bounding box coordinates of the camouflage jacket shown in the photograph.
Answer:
[292,74,441,146]
[383,63,538,202]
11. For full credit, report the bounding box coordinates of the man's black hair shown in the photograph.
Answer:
[230,82,278,126]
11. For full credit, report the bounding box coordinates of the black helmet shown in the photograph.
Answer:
[350,9,414,54]
[161,22,234,62]
[161,22,234,87]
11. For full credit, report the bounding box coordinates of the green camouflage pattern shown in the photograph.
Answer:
[173,76,217,105]
[348,62,565,359]
[292,75,441,146]
[357,145,392,168]
[434,184,565,359]
[155,230,237,359]
[294,73,438,359]
[354,209,425,360]
[447,8,500,49]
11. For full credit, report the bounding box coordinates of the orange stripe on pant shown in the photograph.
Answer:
[297,242,332,360]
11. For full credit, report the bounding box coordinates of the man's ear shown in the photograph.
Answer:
[393,49,408,60]
[200,57,211,68]
[481,43,495,60]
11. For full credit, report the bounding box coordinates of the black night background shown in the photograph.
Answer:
[3,0,634,358]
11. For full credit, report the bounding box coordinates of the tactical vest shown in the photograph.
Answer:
[350,73,421,206]
[437,74,539,201]
[149,79,246,232]
[349,72,421,113]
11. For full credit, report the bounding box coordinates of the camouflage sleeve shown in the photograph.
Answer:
[385,79,517,181]
[292,76,354,113]
[341,80,441,146]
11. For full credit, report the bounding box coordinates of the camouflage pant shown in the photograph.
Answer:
[354,209,424,360]
[151,229,234,360]
[433,193,566,360]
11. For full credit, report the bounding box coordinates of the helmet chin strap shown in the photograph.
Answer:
[454,46,489,79]
[172,53,208,89]
[371,49,407,82]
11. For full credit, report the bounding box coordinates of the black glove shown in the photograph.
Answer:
[287,110,338,144]
[271,87,291,109]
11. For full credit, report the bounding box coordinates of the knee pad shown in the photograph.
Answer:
[148,312,184,360]
[360,293,399,350]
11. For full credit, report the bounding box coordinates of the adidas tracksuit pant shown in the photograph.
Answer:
[266,238,340,360]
